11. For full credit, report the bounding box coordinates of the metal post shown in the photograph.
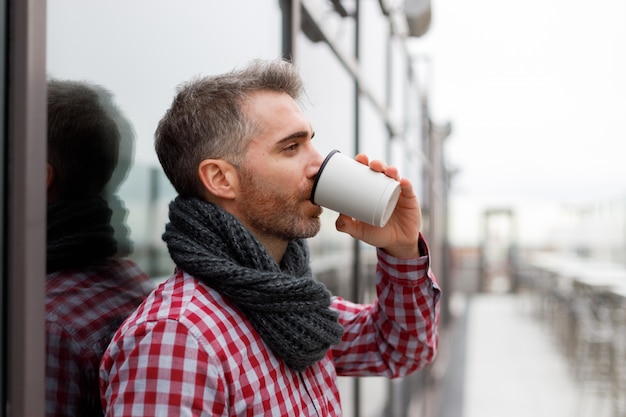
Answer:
[384,16,397,417]
[351,1,361,416]
[7,0,47,416]
[280,0,300,62]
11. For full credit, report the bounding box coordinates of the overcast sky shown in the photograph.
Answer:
[410,0,626,244]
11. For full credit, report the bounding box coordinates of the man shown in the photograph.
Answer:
[46,79,154,417]
[100,59,440,416]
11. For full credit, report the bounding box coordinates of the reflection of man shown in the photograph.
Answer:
[45,80,154,417]
[100,59,440,416]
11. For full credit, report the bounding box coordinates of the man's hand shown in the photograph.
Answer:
[334,154,422,258]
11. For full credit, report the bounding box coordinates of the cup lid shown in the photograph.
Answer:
[310,149,340,204]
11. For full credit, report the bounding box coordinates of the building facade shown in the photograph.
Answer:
[3,1,450,416]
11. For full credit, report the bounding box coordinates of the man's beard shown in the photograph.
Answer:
[237,167,322,241]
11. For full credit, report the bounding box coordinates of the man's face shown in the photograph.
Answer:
[234,90,324,242]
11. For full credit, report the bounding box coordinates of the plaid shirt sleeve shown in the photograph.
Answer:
[46,261,153,417]
[46,323,84,417]
[331,234,441,377]
[100,319,223,417]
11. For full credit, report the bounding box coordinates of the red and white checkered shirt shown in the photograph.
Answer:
[46,258,155,417]
[100,247,440,417]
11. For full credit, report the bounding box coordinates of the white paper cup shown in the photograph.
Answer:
[311,150,401,227]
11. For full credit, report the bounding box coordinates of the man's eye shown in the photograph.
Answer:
[284,143,298,152]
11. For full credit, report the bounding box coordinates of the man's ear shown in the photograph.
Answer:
[46,163,55,189]
[198,159,238,199]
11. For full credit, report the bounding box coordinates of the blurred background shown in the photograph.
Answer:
[16,0,624,416]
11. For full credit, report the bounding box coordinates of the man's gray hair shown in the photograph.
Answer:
[155,58,306,198]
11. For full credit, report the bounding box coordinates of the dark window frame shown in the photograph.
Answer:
[4,0,47,416]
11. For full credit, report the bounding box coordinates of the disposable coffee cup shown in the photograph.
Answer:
[311,150,401,227]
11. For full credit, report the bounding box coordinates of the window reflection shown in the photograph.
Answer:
[47,0,284,279]
[45,79,154,416]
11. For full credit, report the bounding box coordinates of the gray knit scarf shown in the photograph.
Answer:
[162,196,344,371]
[47,196,117,274]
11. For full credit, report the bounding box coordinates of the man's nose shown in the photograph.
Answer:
[308,148,325,179]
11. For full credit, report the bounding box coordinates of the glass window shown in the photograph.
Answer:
[47,0,283,277]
